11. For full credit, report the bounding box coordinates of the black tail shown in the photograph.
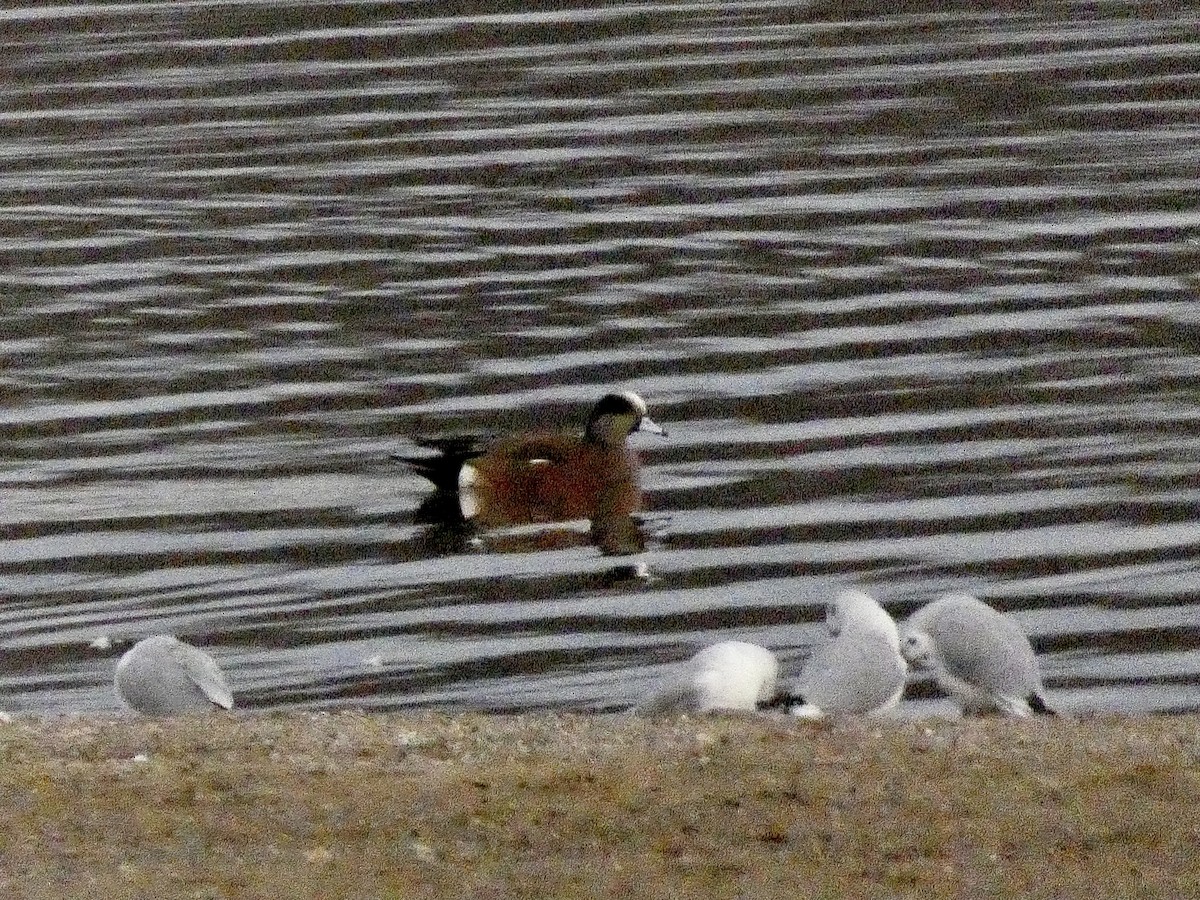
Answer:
[394,453,463,493]
[758,689,805,712]
[1027,693,1056,716]
[392,432,492,493]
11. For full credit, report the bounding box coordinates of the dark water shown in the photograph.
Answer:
[2,1,1199,716]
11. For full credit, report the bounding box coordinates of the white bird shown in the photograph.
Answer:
[114,635,234,716]
[900,592,1054,717]
[635,640,780,715]
[773,589,907,718]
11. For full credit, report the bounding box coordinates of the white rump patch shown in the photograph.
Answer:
[458,463,480,519]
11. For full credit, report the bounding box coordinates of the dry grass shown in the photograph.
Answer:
[1,711,1198,899]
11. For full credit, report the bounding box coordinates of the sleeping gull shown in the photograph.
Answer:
[114,635,234,716]
[635,640,780,715]
[900,592,1054,717]
[766,589,907,718]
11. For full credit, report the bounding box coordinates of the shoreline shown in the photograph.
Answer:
[3,711,1197,899]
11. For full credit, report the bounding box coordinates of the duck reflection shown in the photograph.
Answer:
[399,391,664,558]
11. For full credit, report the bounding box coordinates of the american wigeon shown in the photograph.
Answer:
[636,640,781,715]
[401,391,666,528]
[900,593,1055,717]
[114,635,234,716]
[763,590,907,718]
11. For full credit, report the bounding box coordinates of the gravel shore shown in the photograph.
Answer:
[2,711,1197,899]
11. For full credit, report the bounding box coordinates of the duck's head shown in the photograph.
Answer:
[585,391,667,446]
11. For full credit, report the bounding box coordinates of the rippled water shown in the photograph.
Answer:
[2,1,1199,717]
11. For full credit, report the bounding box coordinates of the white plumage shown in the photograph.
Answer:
[114,635,234,716]
[900,592,1054,717]
[635,640,780,715]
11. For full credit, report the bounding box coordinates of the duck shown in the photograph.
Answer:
[635,640,780,715]
[764,589,907,718]
[900,592,1055,717]
[114,635,234,716]
[400,391,666,528]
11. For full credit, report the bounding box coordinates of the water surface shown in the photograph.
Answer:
[2,1,1199,716]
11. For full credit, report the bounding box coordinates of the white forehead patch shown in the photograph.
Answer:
[619,391,648,417]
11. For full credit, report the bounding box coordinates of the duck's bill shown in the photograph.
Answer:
[638,416,667,436]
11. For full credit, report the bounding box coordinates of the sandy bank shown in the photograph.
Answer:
[1,711,1196,899]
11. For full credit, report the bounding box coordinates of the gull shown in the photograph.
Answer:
[114,635,234,716]
[766,589,907,718]
[900,592,1054,717]
[635,640,780,715]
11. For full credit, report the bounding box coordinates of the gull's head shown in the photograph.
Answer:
[826,589,900,650]
[899,629,937,669]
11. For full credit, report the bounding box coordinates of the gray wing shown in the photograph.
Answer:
[168,641,234,709]
[634,670,702,716]
[799,633,906,714]
[926,607,1041,697]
